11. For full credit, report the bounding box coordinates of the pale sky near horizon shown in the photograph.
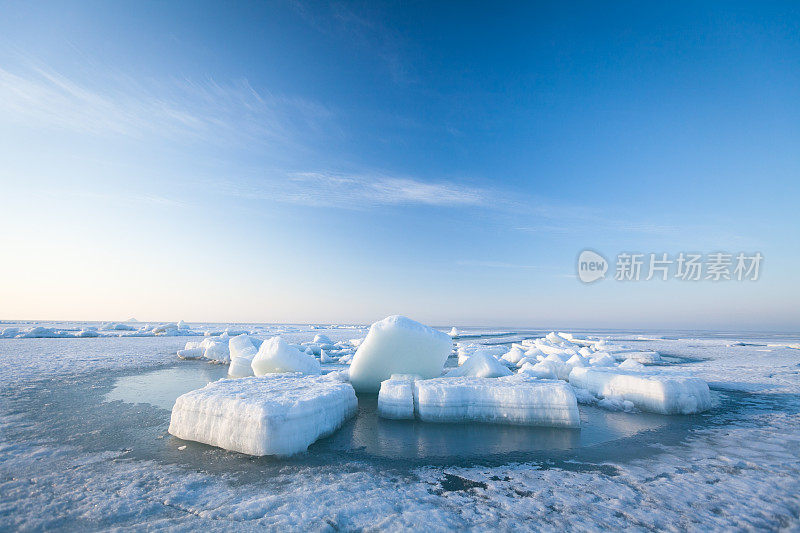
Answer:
[1,1,798,330]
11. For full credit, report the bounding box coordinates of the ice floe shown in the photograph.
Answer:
[568,367,712,414]
[413,375,580,428]
[168,374,357,456]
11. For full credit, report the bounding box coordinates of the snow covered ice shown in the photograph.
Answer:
[348,315,452,393]
[569,367,713,414]
[414,375,581,428]
[168,373,357,456]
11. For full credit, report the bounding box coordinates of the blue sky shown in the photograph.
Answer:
[0,1,798,329]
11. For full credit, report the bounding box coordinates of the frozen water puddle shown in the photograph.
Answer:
[106,364,230,410]
[105,362,713,463]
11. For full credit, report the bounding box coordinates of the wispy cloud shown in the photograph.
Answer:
[54,190,190,209]
[214,170,487,208]
[0,61,333,149]
[291,172,485,206]
[456,260,540,269]
[0,57,488,210]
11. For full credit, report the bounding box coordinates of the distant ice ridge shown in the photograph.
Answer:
[101,322,137,331]
[410,375,580,428]
[16,327,72,338]
[168,374,357,456]
[0,320,309,340]
[0,327,20,338]
[348,315,452,393]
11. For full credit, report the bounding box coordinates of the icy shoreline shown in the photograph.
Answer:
[1,324,799,530]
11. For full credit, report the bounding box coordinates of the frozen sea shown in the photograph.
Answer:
[1,322,799,531]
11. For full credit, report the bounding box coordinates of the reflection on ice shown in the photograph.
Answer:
[581,406,671,442]
[325,396,581,458]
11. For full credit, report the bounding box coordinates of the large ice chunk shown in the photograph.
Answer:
[619,359,645,371]
[568,367,712,414]
[168,374,357,456]
[229,334,259,359]
[588,352,616,367]
[229,357,255,378]
[500,345,526,365]
[446,352,513,378]
[196,335,230,363]
[177,347,204,360]
[377,374,419,419]
[228,334,259,378]
[348,315,452,393]
[251,336,321,376]
[203,341,230,363]
[518,360,558,379]
[413,375,580,428]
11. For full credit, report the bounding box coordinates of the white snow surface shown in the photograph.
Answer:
[168,374,357,456]
[348,315,452,392]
